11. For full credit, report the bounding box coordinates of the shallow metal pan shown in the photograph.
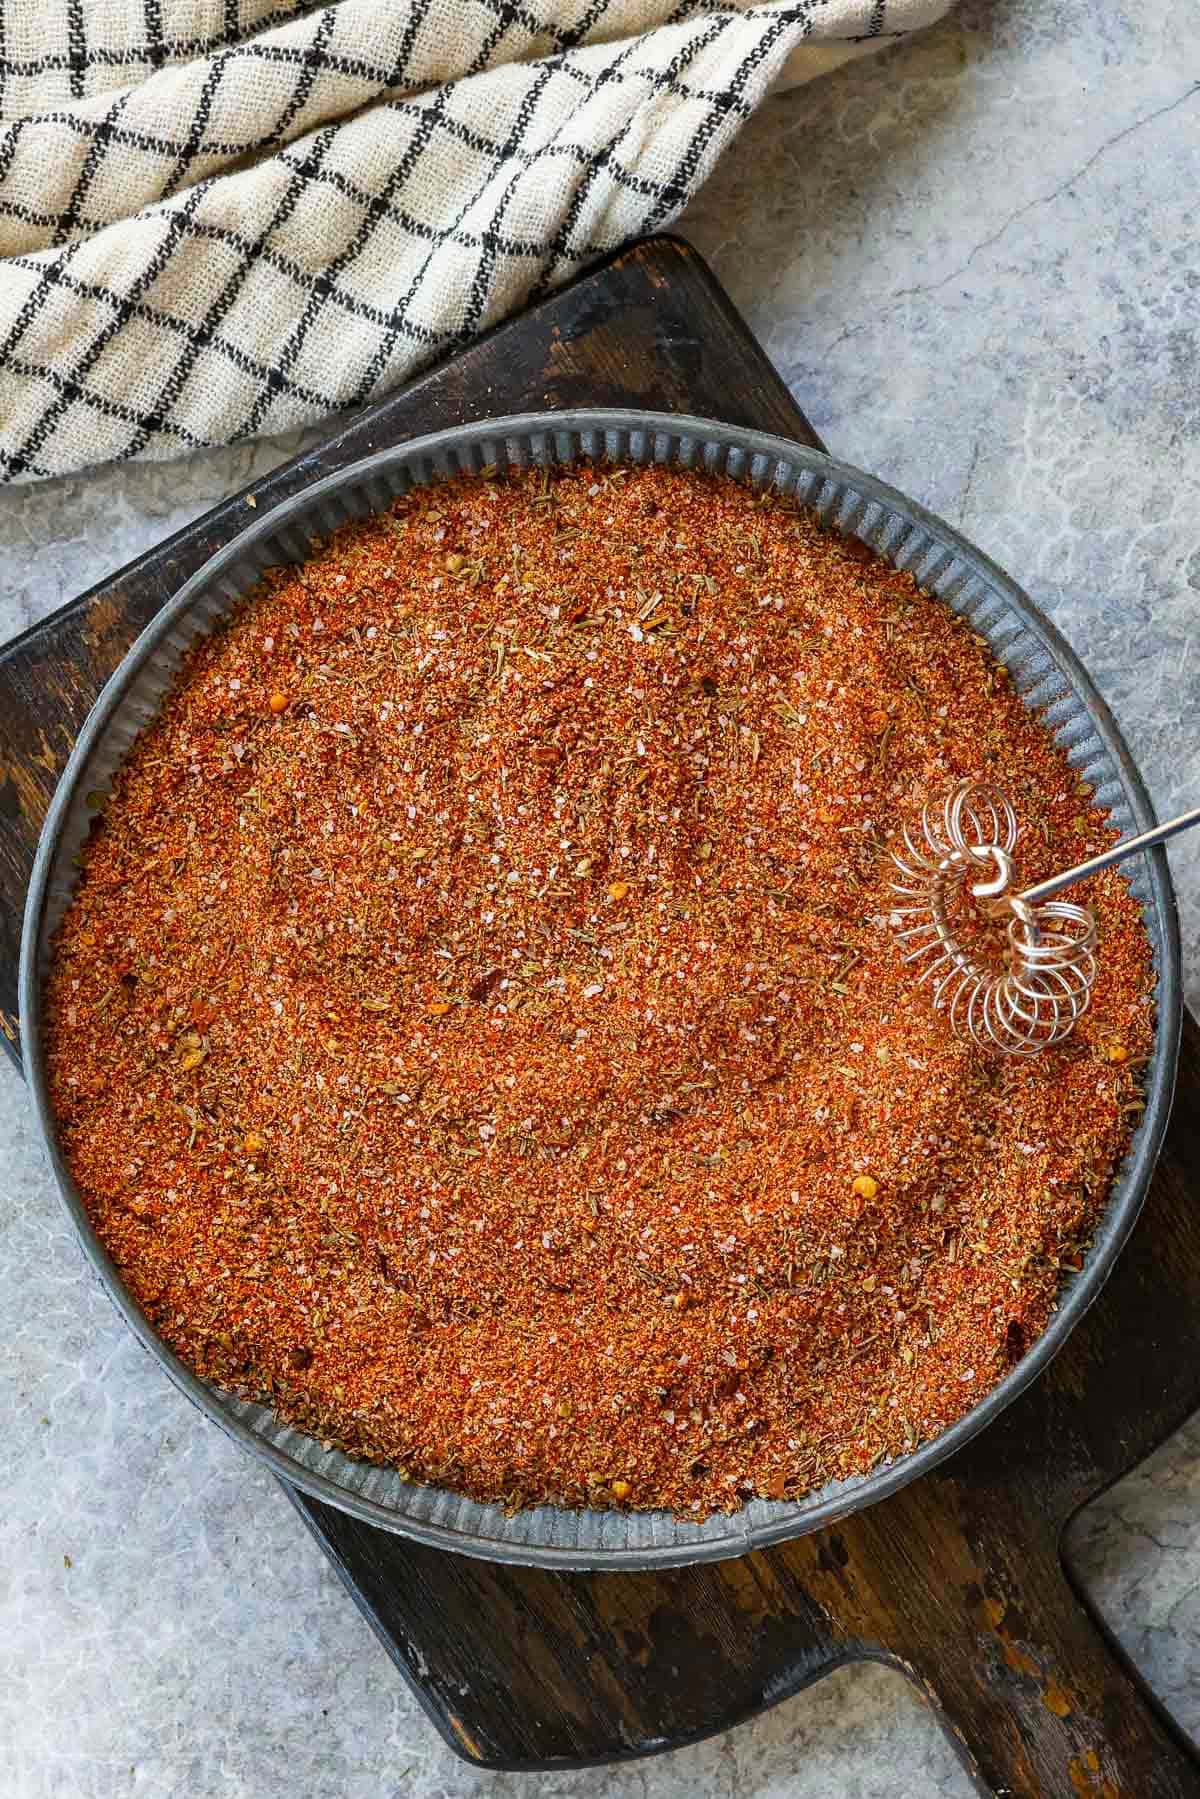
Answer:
[21,409,1181,1569]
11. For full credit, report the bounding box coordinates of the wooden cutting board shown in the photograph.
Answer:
[3,236,1199,1799]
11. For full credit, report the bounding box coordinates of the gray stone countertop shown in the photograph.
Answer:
[4,2,1200,1793]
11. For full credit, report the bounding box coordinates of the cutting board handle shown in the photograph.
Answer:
[929,1590,1200,1796]
[845,1483,1200,1797]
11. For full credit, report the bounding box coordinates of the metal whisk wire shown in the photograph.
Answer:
[890,780,1099,1055]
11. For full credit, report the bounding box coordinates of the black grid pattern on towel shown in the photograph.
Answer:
[0,0,923,481]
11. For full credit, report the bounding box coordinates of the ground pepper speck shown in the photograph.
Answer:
[43,463,1155,1515]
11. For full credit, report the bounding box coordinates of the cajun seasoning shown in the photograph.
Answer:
[43,463,1154,1515]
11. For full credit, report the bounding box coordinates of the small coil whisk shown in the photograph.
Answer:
[890,778,1200,1055]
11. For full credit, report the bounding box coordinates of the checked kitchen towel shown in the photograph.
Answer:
[0,0,948,483]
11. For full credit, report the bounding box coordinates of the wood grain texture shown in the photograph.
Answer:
[3,236,1198,1798]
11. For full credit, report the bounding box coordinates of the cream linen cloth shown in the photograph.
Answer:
[0,0,949,482]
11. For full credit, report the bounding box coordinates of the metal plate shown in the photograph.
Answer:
[20,409,1181,1569]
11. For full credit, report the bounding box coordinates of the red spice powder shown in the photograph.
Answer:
[43,463,1154,1515]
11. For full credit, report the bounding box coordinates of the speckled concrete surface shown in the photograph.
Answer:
[4,1,1200,1793]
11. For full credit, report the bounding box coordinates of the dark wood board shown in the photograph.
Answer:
[3,236,1199,1798]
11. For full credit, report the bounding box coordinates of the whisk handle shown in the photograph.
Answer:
[1020,803,1200,904]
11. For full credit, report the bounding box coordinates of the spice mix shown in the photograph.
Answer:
[44,463,1153,1516]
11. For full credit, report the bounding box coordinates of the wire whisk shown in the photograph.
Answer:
[890,778,1200,1055]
